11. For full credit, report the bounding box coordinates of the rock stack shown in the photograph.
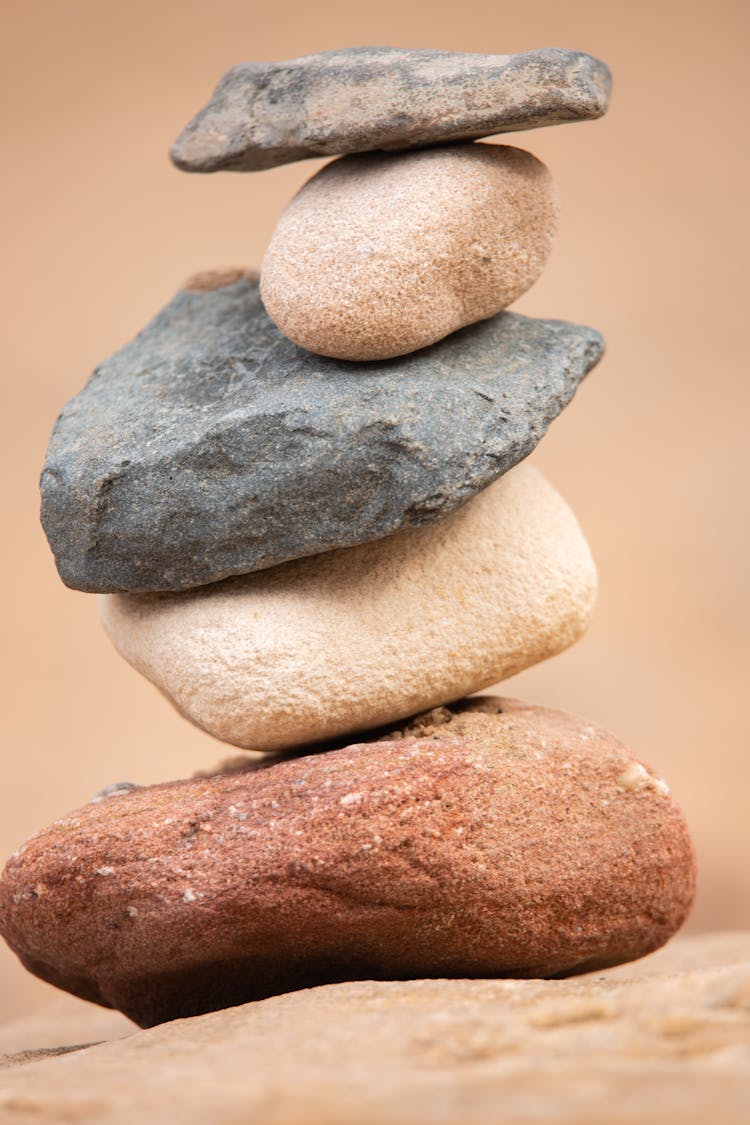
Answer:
[0,47,696,1029]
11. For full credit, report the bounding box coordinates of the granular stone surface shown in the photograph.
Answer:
[261,145,559,360]
[97,466,597,751]
[0,697,695,1028]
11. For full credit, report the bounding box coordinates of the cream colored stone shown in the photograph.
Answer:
[98,466,596,753]
[260,143,559,361]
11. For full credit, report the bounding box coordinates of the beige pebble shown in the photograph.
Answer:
[260,144,559,361]
[98,466,596,752]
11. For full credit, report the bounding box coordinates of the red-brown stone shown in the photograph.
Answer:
[0,698,695,1027]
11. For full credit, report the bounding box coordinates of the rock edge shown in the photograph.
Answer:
[171,46,612,173]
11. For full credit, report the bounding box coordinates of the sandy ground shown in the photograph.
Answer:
[0,0,748,1023]
[0,934,748,1125]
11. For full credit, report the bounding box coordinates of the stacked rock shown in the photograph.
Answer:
[0,47,696,1029]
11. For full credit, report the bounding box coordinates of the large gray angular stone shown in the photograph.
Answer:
[171,46,611,173]
[40,271,604,593]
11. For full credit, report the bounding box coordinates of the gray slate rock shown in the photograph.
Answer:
[41,271,604,593]
[171,46,611,174]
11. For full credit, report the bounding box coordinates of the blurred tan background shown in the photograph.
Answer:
[1,0,748,1023]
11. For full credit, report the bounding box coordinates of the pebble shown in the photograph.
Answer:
[40,273,603,593]
[97,465,597,752]
[261,144,559,360]
[171,46,611,173]
[0,698,695,1028]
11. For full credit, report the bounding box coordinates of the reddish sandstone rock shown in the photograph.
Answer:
[0,698,695,1027]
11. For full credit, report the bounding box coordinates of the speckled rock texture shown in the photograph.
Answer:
[0,697,695,1028]
[171,46,612,173]
[97,466,597,751]
[261,145,559,361]
[40,272,603,594]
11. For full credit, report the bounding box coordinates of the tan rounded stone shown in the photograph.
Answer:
[97,465,596,752]
[260,143,559,361]
[0,697,695,1028]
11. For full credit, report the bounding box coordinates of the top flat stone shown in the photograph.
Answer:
[171,46,612,173]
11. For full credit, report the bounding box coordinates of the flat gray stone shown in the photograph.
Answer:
[40,272,604,593]
[171,46,611,173]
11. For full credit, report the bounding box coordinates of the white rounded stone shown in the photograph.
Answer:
[98,465,596,752]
